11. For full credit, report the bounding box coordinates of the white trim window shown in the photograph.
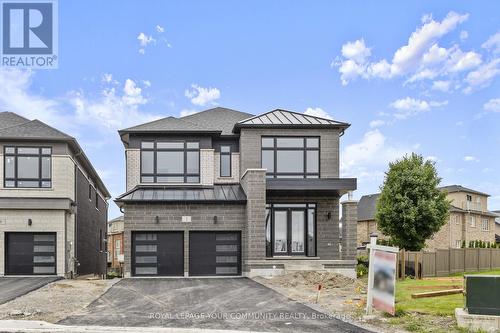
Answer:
[482,219,489,231]
[115,239,121,259]
[455,240,462,248]
[470,215,476,227]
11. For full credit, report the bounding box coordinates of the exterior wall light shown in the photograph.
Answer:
[327,212,331,220]
[213,216,218,224]
[28,218,33,226]
[155,216,159,224]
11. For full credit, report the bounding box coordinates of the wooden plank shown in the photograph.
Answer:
[411,289,464,299]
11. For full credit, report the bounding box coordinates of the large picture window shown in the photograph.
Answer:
[140,141,200,183]
[265,203,316,257]
[261,137,319,178]
[4,147,52,188]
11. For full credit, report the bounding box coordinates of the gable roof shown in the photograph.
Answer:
[440,185,489,197]
[181,107,254,135]
[233,109,350,133]
[358,193,380,221]
[0,112,110,198]
[0,112,31,130]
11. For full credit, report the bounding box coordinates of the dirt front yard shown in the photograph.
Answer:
[0,277,119,323]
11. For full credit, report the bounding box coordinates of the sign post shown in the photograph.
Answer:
[366,234,399,316]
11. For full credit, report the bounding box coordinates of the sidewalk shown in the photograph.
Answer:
[0,320,270,333]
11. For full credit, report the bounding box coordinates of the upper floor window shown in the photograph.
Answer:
[4,147,52,188]
[482,219,489,231]
[140,141,200,183]
[88,184,92,200]
[470,215,476,227]
[220,146,231,177]
[261,137,319,179]
[95,191,99,209]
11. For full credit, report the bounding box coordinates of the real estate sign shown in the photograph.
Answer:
[366,243,398,316]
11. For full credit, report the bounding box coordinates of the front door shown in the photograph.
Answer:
[273,209,306,255]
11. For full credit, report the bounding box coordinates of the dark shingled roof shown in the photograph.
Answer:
[0,112,110,198]
[119,107,254,136]
[358,193,380,221]
[115,185,246,203]
[0,112,30,130]
[181,107,254,135]
[440,185,489,197]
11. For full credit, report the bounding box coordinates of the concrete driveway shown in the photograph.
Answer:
[61,278,371,333]
[0,277,60,304]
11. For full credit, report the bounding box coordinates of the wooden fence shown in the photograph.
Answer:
[397,248,500,279]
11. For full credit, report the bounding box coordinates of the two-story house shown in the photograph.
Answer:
[107,215,124,271]
[0,112,110,277]
[357,185,498,250]
[116,107,358,278]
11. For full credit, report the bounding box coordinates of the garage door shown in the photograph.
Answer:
[132,232,184,276]
[6,233,56,275]
[189,231,241,276]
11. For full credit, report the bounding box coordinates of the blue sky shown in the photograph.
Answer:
[0,1,499,218]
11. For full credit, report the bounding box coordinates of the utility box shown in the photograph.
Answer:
[465,275,500,315]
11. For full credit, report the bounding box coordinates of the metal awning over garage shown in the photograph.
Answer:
[115,185,247,204]
[266,178,357,196]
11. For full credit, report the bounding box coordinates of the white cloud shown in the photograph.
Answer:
[137,32,155,47]
[463,156,479,162]
[369,120,385,128]
[184,84,221,106]
[142,80,151,88]
[464,58,500,91]
[341,129,413,180]
[341,39,371,63]
[333,12,500,93]
[102,73,113,83]
[304,107,332,119]
[425,156,438,162]
[482,31,500,54]
[390,97,448,119]
[484,98,500,113]
[156,25,165,33]
[180,109,199,117]
[432,80,451,92]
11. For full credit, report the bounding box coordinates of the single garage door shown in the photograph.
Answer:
[189,231,241,276]
[132,232,184,276]
[6,232,56,275]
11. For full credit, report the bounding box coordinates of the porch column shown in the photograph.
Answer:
[341,199,358,260]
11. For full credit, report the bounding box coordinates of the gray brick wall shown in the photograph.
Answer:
[341,200,358,260]
[240,169,267,265]
[239,128,340,178]
[123,202,246,276]
[267,195,341,260]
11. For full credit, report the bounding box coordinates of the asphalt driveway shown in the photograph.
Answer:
[0,277,60,304]
[61,278,371,333]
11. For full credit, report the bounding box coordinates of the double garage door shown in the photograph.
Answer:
[5,232,57,275]
[132,231,240,276]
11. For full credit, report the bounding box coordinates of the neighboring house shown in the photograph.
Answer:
[357,185,498,250]
[107,215,124,270]
[494,211,500,244]
[0,112,110,277]
[116,107,357,278]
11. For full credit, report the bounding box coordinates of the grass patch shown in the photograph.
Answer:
[396,269,500,316]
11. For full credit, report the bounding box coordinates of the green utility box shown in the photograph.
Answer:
[465,275,500,315]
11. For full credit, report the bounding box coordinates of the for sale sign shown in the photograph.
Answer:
[366,243,398,316]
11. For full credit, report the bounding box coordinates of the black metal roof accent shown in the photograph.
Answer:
[266,178,356,196]
[115,184,247,203]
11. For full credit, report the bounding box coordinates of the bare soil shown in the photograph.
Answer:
[0,277,119,323]
[254,272,408,333]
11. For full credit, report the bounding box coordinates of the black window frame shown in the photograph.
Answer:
[261,136,320,179]
[265,203,317,257]
[140,140,200,184]
[219,145,231,178]
[88,184,92,201]
[3,146,52,188]
[95,190,99,210]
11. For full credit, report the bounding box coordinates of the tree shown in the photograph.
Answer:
[375,153,450,251]
[461,240,466,248]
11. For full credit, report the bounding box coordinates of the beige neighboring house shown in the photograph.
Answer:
[494,210,500,244]
[357,185,498,250]
[107,216,124,270]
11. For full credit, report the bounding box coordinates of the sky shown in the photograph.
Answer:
[0,0,499,219]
